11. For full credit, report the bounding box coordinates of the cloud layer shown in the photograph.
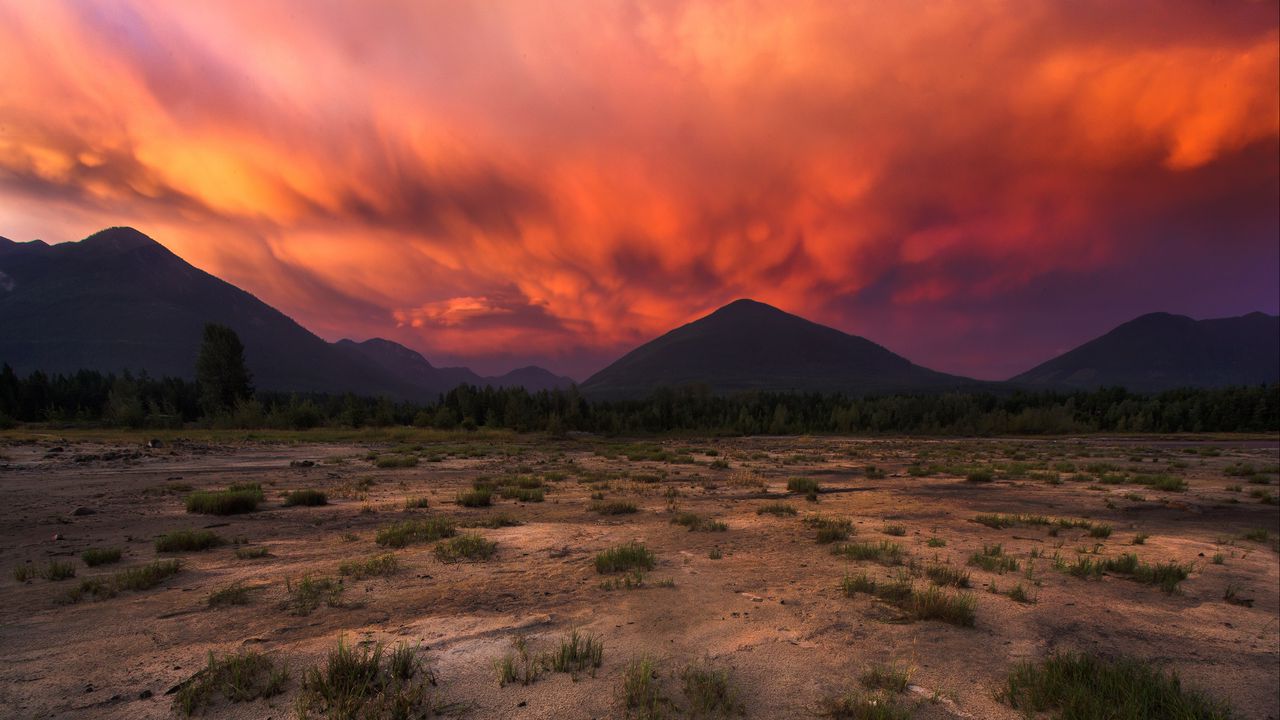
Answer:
[2,1,1276,378]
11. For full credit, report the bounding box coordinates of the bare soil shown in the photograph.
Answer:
[1,432,1277,719]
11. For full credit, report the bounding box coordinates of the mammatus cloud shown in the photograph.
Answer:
[1,1,1276,378]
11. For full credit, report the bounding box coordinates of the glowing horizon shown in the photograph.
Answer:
[2,1,1277,379]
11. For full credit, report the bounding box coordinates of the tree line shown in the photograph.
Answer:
[2,365,1276,435]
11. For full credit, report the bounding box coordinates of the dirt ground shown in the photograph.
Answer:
[1,431,1277,719]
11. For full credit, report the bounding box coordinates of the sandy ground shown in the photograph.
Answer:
[1,432,1277,719]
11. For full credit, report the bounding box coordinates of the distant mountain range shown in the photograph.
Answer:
[0,227,572,399]
[1,227,1275,400]
[1010,311,1279,392]
[579,299,984,398]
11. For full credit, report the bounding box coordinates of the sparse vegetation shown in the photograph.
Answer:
[156,529,224,552]
[172,649,287,716]
[1001,652,1236,719]
[284,575,345,615]
[208,582,252,607]
[591,500,639,515]
[681,661,744,718]
[296,636,436,719]
[833,540,905,565]
[339,553,401,578]
[375,518,456,548]
[434,533,497,562]
[81,547,122,567]
[66,560,182,602]
[756,502,797,517]
[595,542,656,574]
[185,484,264,515]
[808,516,854,543]
[623,657,664,719]
[284,489,328,506]
[456,488,493,507]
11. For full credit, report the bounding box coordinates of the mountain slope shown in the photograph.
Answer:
[580,299,975,399]
[335,338,573,393]
[1011,312,1280,391]
[0,227,565,397]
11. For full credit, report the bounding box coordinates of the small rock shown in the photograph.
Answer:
[138,690,153,700]
[72,507,96,516]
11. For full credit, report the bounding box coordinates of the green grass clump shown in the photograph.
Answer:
[756,502,797,517]
[968,544,1019,574]
[671,512,727,532]
[681,661,744,717]
[43,560,76,581]
[925,564,971,588]
[807,516,854,544]
[1001,652,1235,719]
[172,650,287,716]
[841,572,877,595]
[404,496,431,509]
[595,542,656,574]
[208,582,252,607]
[374,454,419,468]
[926,537,946,548]
[434,533,498,563]
[499,487,545,502]
[235,546,270,559]
[186,485,263,515]
[81,547,122,567]
[284,489,328,507]
[882,524,907,537]
[375,518,456,548]
[1008,583,1036,604]
[297,636,434,719]
[548,630,604,675]
[338,553,401,578]
[283,576,344,616]
[1103,554,1192,593]
[622,657,664,719]
[591,500,638,515]
[966,469,995,483]
[66,560,182,602]
[1089,524,1113,539]
[860,664,912,693]
[832,540,905,565]
[817,690,912,719]
[1134,474,1188,492]
[787,477,821,496]
[156,529,224,552]
[456,488,493,507]
[1243,528,1270,542]
[908,584,977,626]
[459,512,523,529]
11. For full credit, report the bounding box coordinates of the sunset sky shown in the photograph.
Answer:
[1,1,1277,379]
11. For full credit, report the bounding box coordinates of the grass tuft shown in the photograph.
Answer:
[156,529,224,553]
[284,489,328,507]
[1001,652,1235,719]
[81,547,122,567]
[172,650,287,716]
[434,533,498,563]
[595,542,656,574]
[375,518,456,548]
[339,553,401,578]
[185,485,263,515]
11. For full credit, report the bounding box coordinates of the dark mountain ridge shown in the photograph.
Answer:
[1010,311,1279,392]
[580,299,982,399]
[0,227,571,398]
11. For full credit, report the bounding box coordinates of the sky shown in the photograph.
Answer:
[1,1,1277,380]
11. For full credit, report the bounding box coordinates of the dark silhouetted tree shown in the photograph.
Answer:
[196,323,253,415]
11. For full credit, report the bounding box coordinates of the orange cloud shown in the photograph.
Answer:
[0,1,1276,378]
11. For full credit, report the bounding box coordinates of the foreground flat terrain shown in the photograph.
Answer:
[1,431,1277,719]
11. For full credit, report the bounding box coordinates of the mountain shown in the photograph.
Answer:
[580,299,977,399]
[0,227,568,398]
[1010,311,1280,392]
[335,338,572,393]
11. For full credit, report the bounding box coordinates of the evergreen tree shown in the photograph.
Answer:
[195,324,253,416]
